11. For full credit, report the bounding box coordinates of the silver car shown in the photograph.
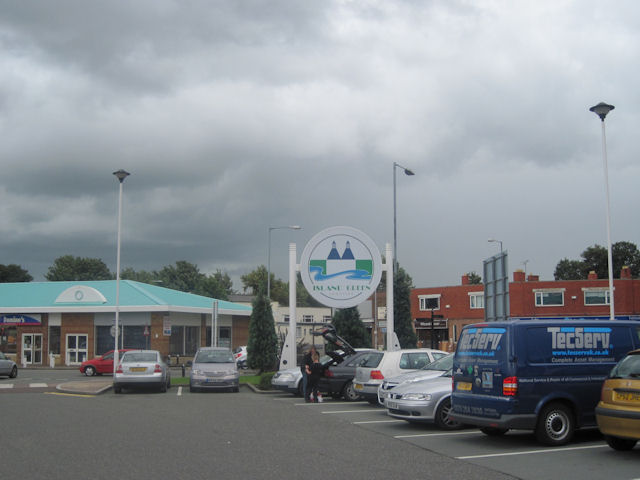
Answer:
[378,353,453,405]
[386,369,462,430]
[190,347,239,393]
[113,350,171,393]
[0,352,18,378]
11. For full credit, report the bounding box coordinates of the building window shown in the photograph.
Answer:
[419,295,441,311]
[49,326,61,355]
[302,315,314,323]
[584,289,611,306]
[469,293,484,309]
[296,326,302,338]
[0,326,17,354]
[170,326,200,355]
[535,291,564,306]
[283,315,290,323]
[323,316,332,323]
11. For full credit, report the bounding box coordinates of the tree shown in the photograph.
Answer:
[554,259,586,280]
[331,307,370,349]
[120,267,157,284]
[155,261,203,293]
[247,291,279,373]
[0,264,33,282]
[466,272,482,284]
[554,241,640,280]
[394,266,418,348]
[45,255,112,281]
[198,270,234,300]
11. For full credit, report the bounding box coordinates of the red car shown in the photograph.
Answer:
[79,350,133,376]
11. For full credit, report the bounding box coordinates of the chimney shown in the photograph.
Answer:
[513,270,525,282]
[527,274,539,282]
[461,274,470,285]
[621,266,632,279]
[588,270,598,280]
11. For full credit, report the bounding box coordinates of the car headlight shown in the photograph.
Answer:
[276,373,294,382]
[401,393,432,401]
[191,369,203,376]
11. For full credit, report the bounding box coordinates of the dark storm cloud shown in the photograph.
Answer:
[1,0,639,288]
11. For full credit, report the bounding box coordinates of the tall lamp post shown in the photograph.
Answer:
[113,169,130,376]
[393,162,415,274]
[488,238,503,253]
[590,101,616,321]
[267,225,301,299]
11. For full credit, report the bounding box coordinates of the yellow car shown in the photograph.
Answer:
[596,349,640,450]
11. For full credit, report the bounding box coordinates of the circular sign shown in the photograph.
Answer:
[300,226,382,308]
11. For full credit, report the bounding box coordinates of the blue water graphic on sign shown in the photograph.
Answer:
[309,266,372,281]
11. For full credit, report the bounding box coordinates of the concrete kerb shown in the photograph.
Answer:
[56,380,113,395]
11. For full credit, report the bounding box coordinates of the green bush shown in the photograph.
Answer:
[259,372,275,390]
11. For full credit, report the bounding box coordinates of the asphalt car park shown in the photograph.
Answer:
[3,369,640,479]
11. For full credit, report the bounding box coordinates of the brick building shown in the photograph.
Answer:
[411,267,640,352]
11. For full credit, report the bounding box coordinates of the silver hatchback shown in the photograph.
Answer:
[190,347,239,393]
[113,350,171,393]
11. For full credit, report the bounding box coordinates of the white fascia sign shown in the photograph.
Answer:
[300,226,382,309]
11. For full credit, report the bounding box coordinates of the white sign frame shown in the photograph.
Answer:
[300,226,382,309]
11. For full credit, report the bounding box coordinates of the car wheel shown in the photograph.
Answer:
[605,435,638,451]
[535,402,574,446]
[10,365,18,378]
[160,380,168,393]
[84,366,96,377]
[367,398,379,405]
[296,380,304,397]
[342,381,361,402]
[113,385,122,394]
[233,386,239,393]
[434,397,462,430]
[190,385,198,393]
[480,427,508,436]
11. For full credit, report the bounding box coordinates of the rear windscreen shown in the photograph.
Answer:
[361,352,383,368]
[456,327,507,361]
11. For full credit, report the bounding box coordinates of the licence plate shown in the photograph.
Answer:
[614,391,640,402]
[387,401,398,409]
[130,367,146,372]
[457,381,472,391]
[354,383,363,391]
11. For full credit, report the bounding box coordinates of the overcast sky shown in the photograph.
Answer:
[2,0,639,291]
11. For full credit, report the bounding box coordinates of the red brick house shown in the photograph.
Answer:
[411,267,640,352]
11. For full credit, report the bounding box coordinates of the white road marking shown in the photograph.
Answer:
[456,444,608,459]
[395,431,483,439]
[353,419,405,424]
[321,409,383,414]
[29,383,48,388]
[177,386,182,396]
[0,384,14,389]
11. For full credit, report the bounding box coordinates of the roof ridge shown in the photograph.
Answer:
[123,280,167,305]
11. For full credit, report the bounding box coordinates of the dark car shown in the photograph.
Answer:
[319,349,378,401]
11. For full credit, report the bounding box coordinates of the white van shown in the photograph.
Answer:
[353,348,447,404]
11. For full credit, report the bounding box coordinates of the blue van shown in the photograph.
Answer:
[450,319,640,445]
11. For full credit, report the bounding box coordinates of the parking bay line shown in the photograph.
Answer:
[395,431,484,439]
[354,419,405,424]
[0,384,14,389]
[456,444,607,460]
[321,409,384,414]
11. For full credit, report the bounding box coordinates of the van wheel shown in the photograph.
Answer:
[536,403,574,446]
[605,435,638,451]
[480,427,508,436]
[434,398,462,430]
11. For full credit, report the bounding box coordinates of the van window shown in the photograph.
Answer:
[456,327,507,361]
[526,325,631,364]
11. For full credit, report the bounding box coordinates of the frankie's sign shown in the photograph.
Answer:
[300,226,382,309]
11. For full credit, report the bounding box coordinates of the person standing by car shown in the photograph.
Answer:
[306,351,323,403]
[302,345,317,402]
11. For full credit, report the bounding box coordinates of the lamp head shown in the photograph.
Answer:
[589,102,615,121]
[113,169,130,183]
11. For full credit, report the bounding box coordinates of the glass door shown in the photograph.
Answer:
[22,334,43,365]
[66,334,88,365]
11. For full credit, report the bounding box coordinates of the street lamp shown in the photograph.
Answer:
[488,238,503,253]
[113,169,130,376]
[393,162,415,273]
[267,225,301,299]
[590,101,616,321]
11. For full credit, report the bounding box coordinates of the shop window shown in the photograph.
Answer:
[170,326,200,355]
[123,325,147,350]
[49,326,61,355]
[96,326,114,355]
[0,326,17,354]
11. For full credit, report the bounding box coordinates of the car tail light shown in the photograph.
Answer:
[503,376,518,396]
[324,370,334,378]
[116,365,123,374]
[370,370,384,380]
[154,364,162,373]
